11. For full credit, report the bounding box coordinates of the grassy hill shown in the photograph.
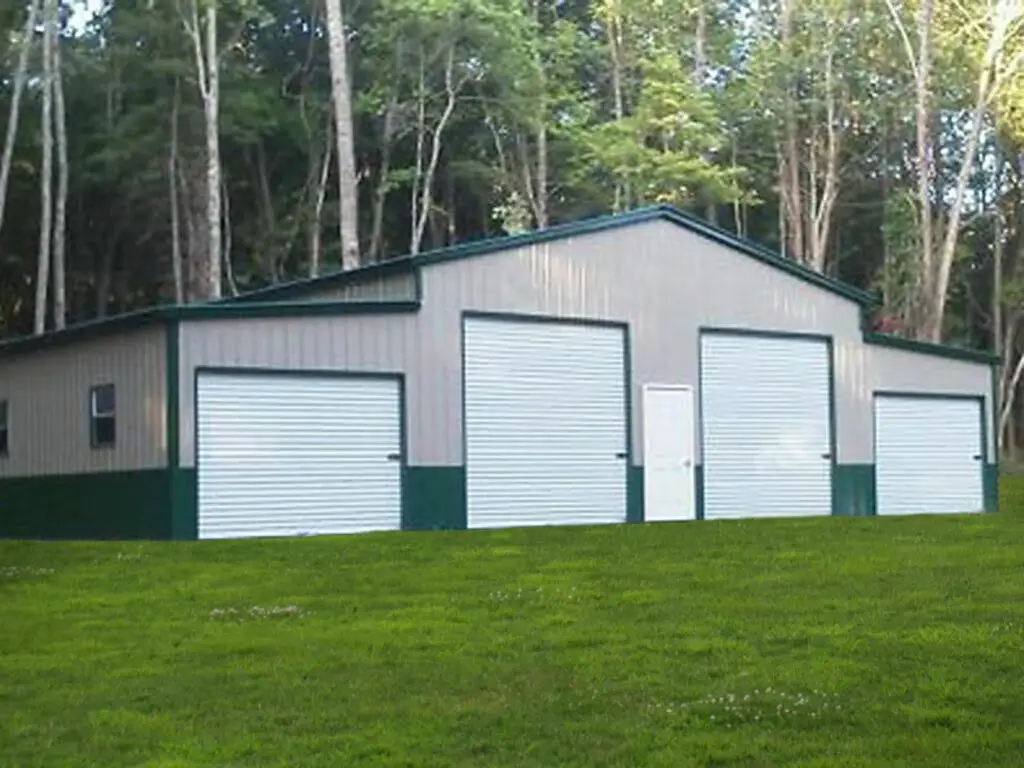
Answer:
[4,483,1024,767]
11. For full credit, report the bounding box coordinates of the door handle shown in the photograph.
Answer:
[615,452,628,459]
[387,452,401,461]
[821,452,832,460]
[973,454,983,461]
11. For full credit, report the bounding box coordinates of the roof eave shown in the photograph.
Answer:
[864,330,1000,366]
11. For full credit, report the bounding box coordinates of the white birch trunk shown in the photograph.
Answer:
[169,78,184,303]
[310,116,333,278]
[52,17,68,330]
[324,0,360,270]
[203,0,221,298]
[0,0,39,239]
[412,48,461,255]
[34,0,56,335]
[926,1,1020,341]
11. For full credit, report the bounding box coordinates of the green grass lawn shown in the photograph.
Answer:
[4,485,1024,768]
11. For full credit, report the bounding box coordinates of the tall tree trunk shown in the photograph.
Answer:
[779,0,804,262]
[34,0,56,335]
[221,175,237,296]
[535,121,549,227]
[52,20,69,330]
[254,141,278,277]
[324,0,360,270]
[530,0,549,228]
[411,50,427,253]
[809,26,841,273]
[598,0,629,211]
[169,78,184,303]
[924,2,1017,341]
[369,90,397,260]
[203,0,221,299]
[0,0,39,239]
[412,47,461,255]
[914,0,934,336]
[183,0,221,299]
[694,0,715,224]
[310,115,333,277]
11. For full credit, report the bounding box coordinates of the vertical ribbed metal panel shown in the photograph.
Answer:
[701,333,833,519]
[0,326,166,477]
[463,316,627,528]
[875,396,984,515]
[196,372,402,539]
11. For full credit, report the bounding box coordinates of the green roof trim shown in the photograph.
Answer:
[224,204,880,307]
[0,300,420,359]
[219,256,419,304]
[863,331,1000,366]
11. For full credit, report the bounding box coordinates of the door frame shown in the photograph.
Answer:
[871,390,987,516]
[642,383,696,522]
[697,327,838,519]
[192,365,407,532]
[460,310,633,526]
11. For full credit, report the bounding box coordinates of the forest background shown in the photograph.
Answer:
[3,0,1024,450]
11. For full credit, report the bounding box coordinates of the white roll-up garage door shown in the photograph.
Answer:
[196,371,403,539]
[874,395,984,516]
[700,332,834,519]
[463,315,628,529]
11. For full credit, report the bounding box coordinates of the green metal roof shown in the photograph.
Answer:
[223,204,879,306]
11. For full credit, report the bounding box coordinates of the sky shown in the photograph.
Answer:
[67,0,104,36]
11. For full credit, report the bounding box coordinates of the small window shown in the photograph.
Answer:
[90,384,116,448]
[0,399,8,457]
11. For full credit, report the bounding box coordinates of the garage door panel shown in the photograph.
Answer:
[701,333,833,520]
[875,396,983,516]
[197,372,402,539]
[464,317,628,529]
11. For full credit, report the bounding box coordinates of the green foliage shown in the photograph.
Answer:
[0,0,1016,346]
[576,54,741,207]
[878,188,922,324]
[2,484,1024,764]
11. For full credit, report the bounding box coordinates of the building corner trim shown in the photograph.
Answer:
[165,320,191,539]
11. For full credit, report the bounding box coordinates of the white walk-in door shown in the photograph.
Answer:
[196,371,403,539]
[643,384,696,522]
[874,395,984,516]
[463,316,628,529]
[700,332,833,519]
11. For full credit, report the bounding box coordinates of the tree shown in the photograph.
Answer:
[181,0,222,299]
[0,0,39,241]
[52,0,68,330]
[34,0,56,335]
[324,0,360,270]
[886,0,1024,341]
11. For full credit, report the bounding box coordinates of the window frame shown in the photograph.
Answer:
[89,384,116,449]
[0,399,8,458]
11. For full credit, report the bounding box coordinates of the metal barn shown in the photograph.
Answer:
[0,206,999,539]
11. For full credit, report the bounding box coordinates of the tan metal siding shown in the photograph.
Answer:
[0,326,167,477]
[180,220,871,466]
